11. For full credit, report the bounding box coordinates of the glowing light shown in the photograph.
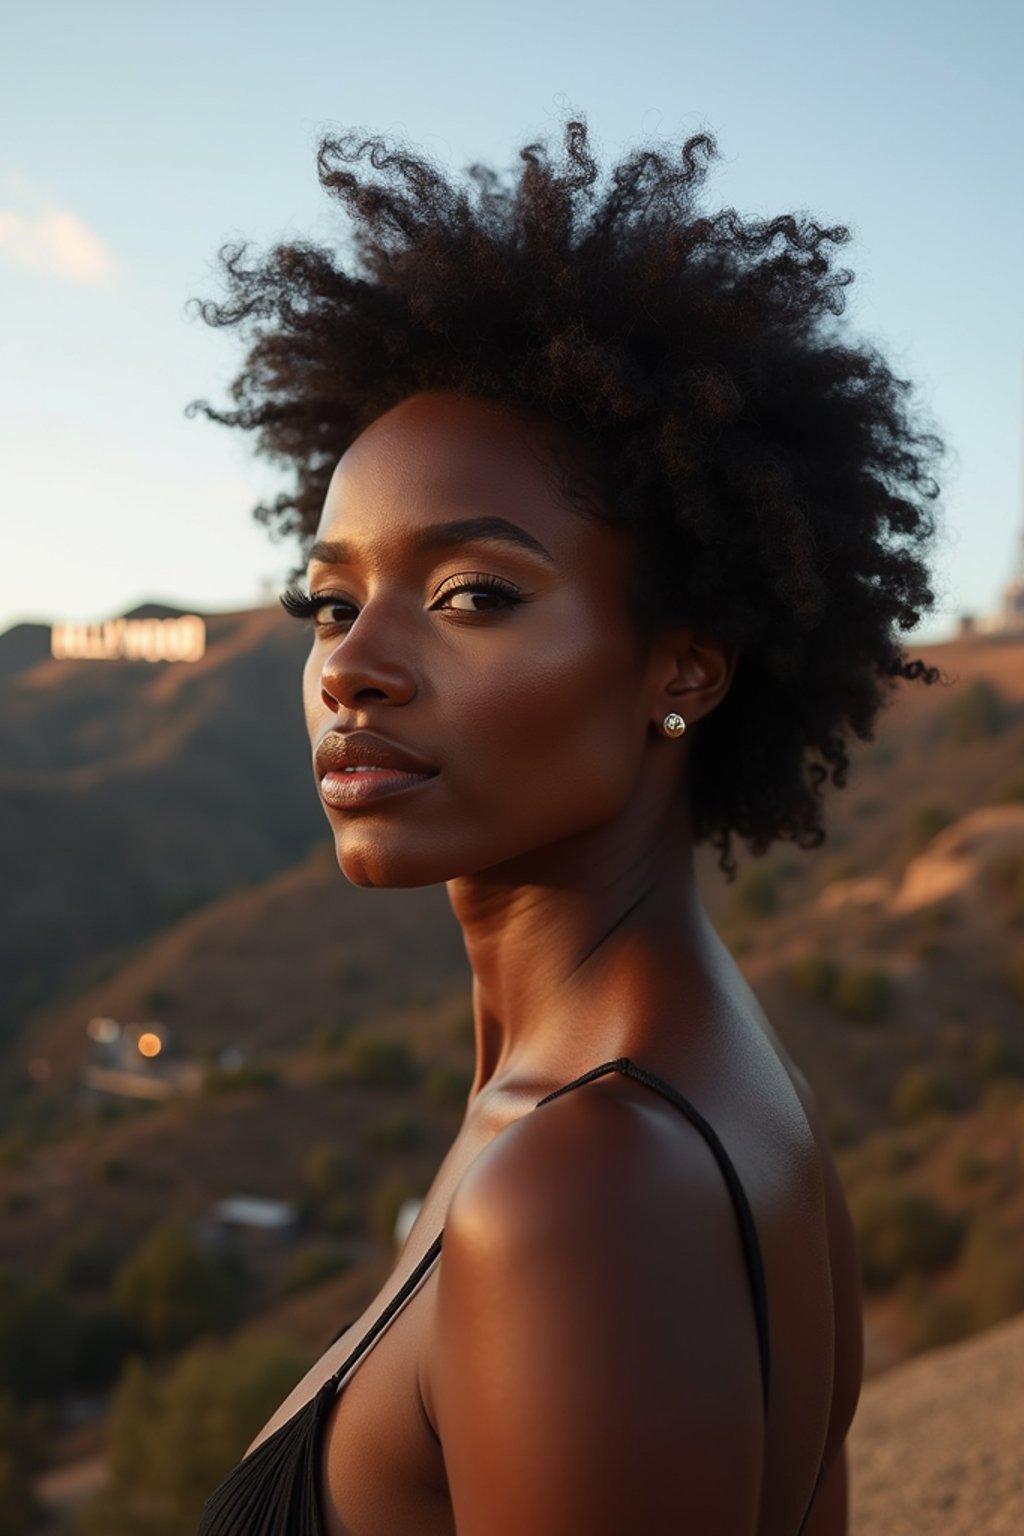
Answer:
[87,1016,120,1043]
[137,1032,163,1058]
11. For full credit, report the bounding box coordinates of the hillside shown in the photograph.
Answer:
[0,602,323,1042]
[2,618,1024,1533]
[849,1308,1024,1533]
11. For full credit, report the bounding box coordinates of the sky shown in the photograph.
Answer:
[1,0,1021,645]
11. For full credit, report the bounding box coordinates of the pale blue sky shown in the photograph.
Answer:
[2,0,1021,643]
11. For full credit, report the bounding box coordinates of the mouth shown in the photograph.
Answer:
[319,766,438,809]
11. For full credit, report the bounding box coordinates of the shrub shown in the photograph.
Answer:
[345,1035,417,1089]
[113,1225,247,1352]
[449,1007,475,1047]
[824,1114,857,1150]
[68,1306,144,1392]
[951,1147,993,1188]
[78,1334,307,1536]
[907,803,955,853]
[320,1196,361,1237]
[824,857,860,884]
[730,867,780,921]
[943,679,1007,744]
[96,1152,129,1182]
[303,1144,357,1202]
[892,1066,960,1122]
[960,1209,1024,1329]
[53,1225,119,1293]
[362,1112,424,1154]
[850,1185,964,1289]
[832,965,894,1022]
[369,1172,422,1249]
[996,771,1024,804]
[788,953,840,1003]
[900,1274,973,1353]
[311,1019,350,1054]
[973,1028,1024,1083]
[143,986,174,1012]
[423,1065,473,1113]
[1009,951,1024,1005]
[280,1245,353,1297]
[200,1061,279,1095]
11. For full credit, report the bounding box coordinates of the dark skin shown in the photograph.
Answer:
[248,391,863,1534]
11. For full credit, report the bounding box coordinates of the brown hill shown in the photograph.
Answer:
[0,603,323,1042]
[849,1308,1024,1533]
[3,628,1024,1470]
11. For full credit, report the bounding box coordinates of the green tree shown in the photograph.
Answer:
[943,678,1007,744]
[80,1334,306,1536]
[833,965,894,1022]
[851,1186,964,1289]
[730,867,780,921]
[907,803,954,853]
[303,1143,357,1202]
[113,1226,246,1353]
[345,1034,417,1088]
[362,1112,424,1153]
[370,1172,421,1248]
[423,1064,473,1113]
[280,1245,353,1297]
[787,953,841,1003]
[959,1207,1024,1330]
[891,1067,960,1122]
[973,1028,1024,1083]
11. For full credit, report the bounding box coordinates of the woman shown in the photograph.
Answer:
[191,116,943,1535]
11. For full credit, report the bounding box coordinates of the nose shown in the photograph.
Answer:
[318,606,418,712]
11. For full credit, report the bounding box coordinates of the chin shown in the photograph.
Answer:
[331,832,462,890]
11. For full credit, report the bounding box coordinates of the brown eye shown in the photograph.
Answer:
[433,574,522,614]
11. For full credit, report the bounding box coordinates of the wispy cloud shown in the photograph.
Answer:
[0,173,114,281]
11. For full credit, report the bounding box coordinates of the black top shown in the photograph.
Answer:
[194,1056,829,1534]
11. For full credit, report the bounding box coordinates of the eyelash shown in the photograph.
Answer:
[278,573,523,629]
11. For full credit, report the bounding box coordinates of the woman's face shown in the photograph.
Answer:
[301,390,672,889]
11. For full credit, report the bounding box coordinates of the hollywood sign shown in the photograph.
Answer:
[51,615,206,663]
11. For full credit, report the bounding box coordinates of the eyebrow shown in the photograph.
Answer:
[306,515,555,571]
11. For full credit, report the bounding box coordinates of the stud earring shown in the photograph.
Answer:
[662,712,687,737]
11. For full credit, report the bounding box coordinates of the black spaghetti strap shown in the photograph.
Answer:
[328,1230,444,1388]
[535,1056,772,1418]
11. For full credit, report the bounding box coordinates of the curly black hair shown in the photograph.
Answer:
[187,115,946,880]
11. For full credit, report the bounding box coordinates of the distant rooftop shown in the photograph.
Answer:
[212,1195,298,1230]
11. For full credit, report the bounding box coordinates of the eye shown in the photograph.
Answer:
[432,573,522,614]
[278,573,523,630]
[278,586,355,627]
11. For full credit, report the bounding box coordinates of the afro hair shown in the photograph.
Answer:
[188,114,946,879]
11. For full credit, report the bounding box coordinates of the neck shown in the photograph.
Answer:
[446,794,719,1104]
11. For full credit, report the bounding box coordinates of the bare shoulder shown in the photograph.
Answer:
[427,1070,766,1535]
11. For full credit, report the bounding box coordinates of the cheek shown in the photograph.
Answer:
[439,620,645,834]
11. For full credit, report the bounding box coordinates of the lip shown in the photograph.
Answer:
[314,729,439,779]
[314,729,439,810]
[320,767,437,808]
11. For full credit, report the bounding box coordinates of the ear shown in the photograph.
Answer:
[648,627,739,730]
